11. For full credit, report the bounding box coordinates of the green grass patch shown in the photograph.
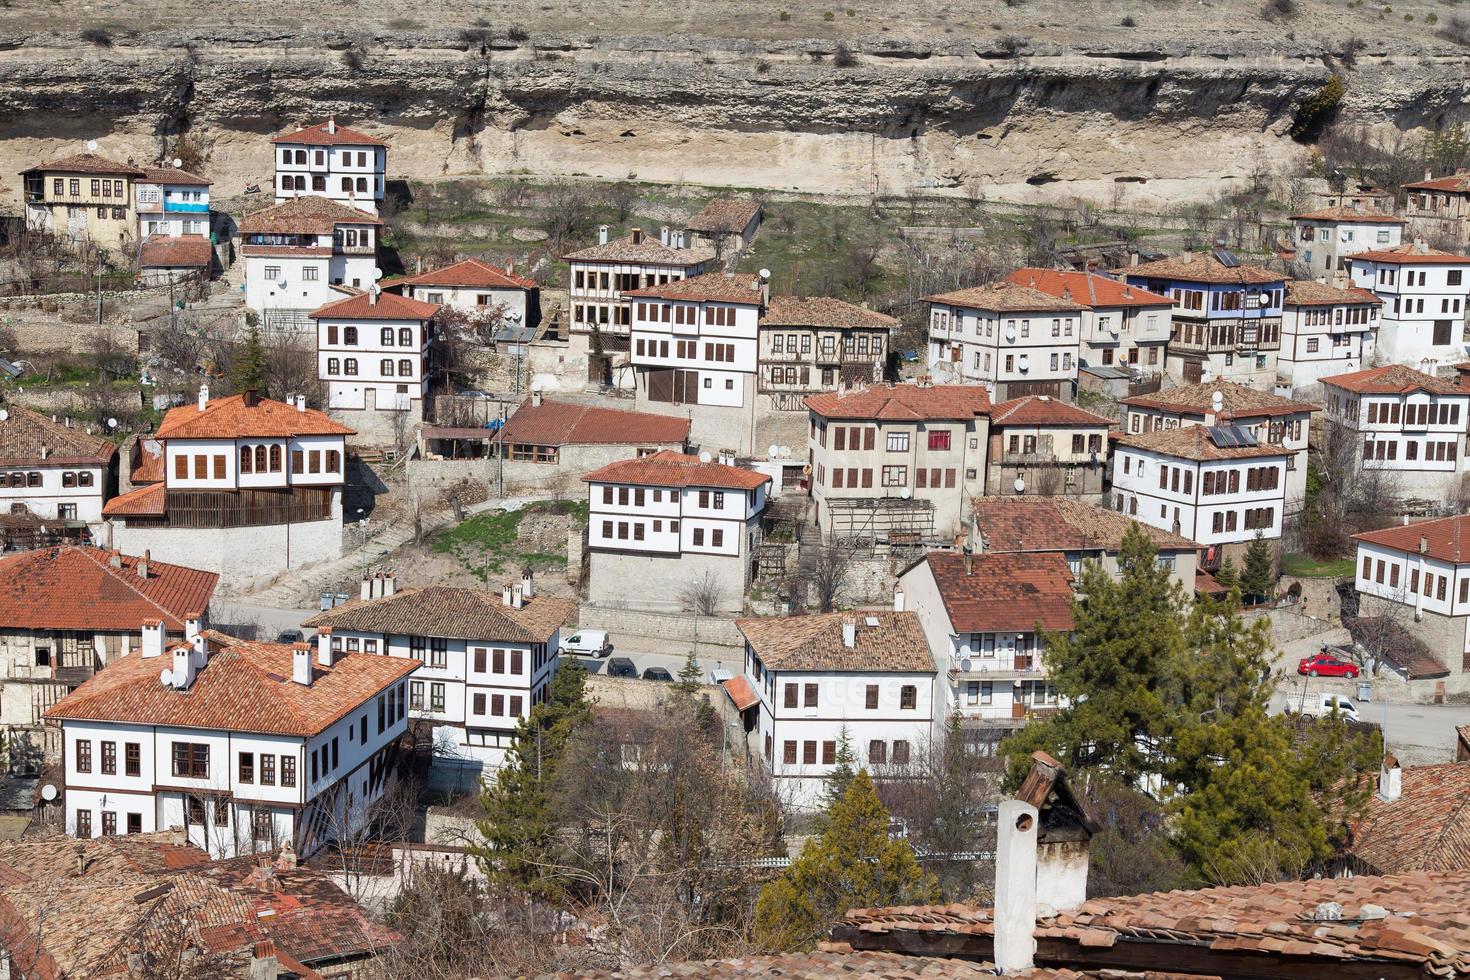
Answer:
[430,500,584,581]
[1280,553,1356,578]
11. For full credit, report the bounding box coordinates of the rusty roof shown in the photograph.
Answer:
[1006,268,1173,309]
[393,257,537,290]
[1122,380,1317,419]
[736,610,935,673]
[760,295,898,329]
[972,497,1198,553]
[139,236,214,269]
[626,270,764,304]
[304,586,575,643]
[1117,426,1290,462]
[563,232,715,265]
[46,631,418,737]
[0,403,115,466]
[1284,280,1383,307]
[1125,253,1284,286]
[309,291,439,321]
[1350,242,1470,265]
[1353,515,1470,564]
[927,280,1085,313]
[154,393,354,440]
[270,119,387,146]
[237,195,382,235]
[1321,364,1463,396]
[0,546,217,632]
[918,551,1074,634]
[684,197,763,234]
[805,383,990,422]
[492,396,689,448]
[21,152,145,177]
[1290,206,1405,224]
[990,395,1115,428]
[1405,172,1470,193]
[584,449,770,491]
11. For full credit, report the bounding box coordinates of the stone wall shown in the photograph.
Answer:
[578,603,746,650]
[332,401,423,451]
[588,550,749,615]
[108,517,344,595]
[406,457,495,497]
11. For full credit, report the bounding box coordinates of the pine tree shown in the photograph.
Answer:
[1213,556,1239,590]
[670,651,715,731]
[230,322,268,394]
[1241,533,1276,602]
[820,726,858,812]
[754,770,938,950]
[473,657,589,897]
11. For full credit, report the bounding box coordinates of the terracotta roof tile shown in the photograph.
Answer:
[303,586,575,643]
[1283,280,1382,307]
[990,395,1115,428]
[736,610,935,672]
[271,119,387,147]
[972,498,1197,553]
[760,295,898,329]
[1289,206,1405,224]
[139,236,214,269]
[1353,514,1470,564]
[920,551,1074,633]
[563,232,715,265]
[526,948,1016,978]
[721,675,759,711]
[0,546,217,632]
[1351,242,1470,265]
[0,403,115,466]
[309,290,438,321]
[21,152,145,177]
[125,436,163,486]
[684,197,762,234]
[625,270,764,303]
[239,244,334,258]
[1321,363,1462,396]
[927,280,1085,313]
[394,257,537,290]
[1125,253,1285,286]
[584,449,770,491]
[102,481,166,518]
[1351,764,1470,874]
[1007,268,1173,308]
[45,631,418,737]
[1405,173,1470,193]
[138,165,211,186]
[1118,426,1291,461]
[805,383,990,422]
[153,393,354,440]
[1122,380,1317,419]
[237,196,381,235]
[492,397,689,448]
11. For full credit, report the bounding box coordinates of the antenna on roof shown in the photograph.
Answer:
[373,267,384,281]
[758,268,771,281]
[85,139,98,152]
[172,158,182,169]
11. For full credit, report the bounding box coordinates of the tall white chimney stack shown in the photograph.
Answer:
[1379,755,1402,802]
[141,620,165,659]
[171,646,196,690]
[993,799,1040,974]
[521,569,534,599]
[292,644,313,686]
[317,629,335,667]
[502,583,513,607]
[841,620,857,649]
[197,384,209,413]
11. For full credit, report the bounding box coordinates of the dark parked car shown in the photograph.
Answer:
[277,629,304,644]
[642,667,673,682]
[607,657,637,678]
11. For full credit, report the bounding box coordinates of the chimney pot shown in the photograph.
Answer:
[317,628,334,667]
[1379,755,1402,802]
[197,384,209,412]
[511,585,524,610]
[292,644,312,686]
[531,387,543,408]
[171,646,195,689]
[137,549,150,579]
[141,620,165,659]
[1420,536,1429,554]
[382,573,397,597]
[360,575,372,601]
[598,225,609,246]
[521,569,534,599]
[994,799,1040,974]
[502,583,513,607]
[660,226,670,246]
[631,228,643,244]
[892,589,905,612]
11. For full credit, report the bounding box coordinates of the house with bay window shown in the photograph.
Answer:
[46,627,416,859]
[20,151,144,254]
[1006,268,1172,377]
[311,290,439,442]
[805,383,990,543]
[735,610,939,811]
[238,196,382,334]
[1125,252,1285,389]
[1321,364,1470,504]
[1402,169,1470,241]
[926,281,1084,399]
[1278,280,1382,391]
[1348,241,1470,373]
[271,117,387,215]
[305,574,575,785]
[757,296,898,408]
[985,395,1113,498]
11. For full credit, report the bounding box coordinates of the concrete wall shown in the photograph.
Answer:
[331,399,422,451]
[588,549,749,615]
[578,602,746,649]
[109,516,343,595]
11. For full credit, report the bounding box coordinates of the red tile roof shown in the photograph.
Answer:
[1126,252,1284,285]
[138,165,211,187]
[492,396,689,448]
[1354,766,1470,868]
[1122,379,1317,419]
[1006,267,1173,308]
[584,449,770,491]
[102,481,166,518]
[309,291,439,321]
[21,152,145,177]
[1351,242,1470,265]
[805,383,990,422]
[625,270,764,304]
[836,870,1470,976]
[139,236,214,269]
[760,296,898,329]
[1283,279,1382,307]
[926,280,1084,313]
[919,551,1074,633]
[1118,426,1291,462]
[1353,514,1470,564]
[46,631,419,737]
[0,403,116,466]
[1321,363,1463,396]
[1404,172,1470,193]
[989,395,1114,428]
[1289,206,1405,224]
[154,393,354,440]
[270,119,387,146]
[972,497,1197,553]
[721,675,759,711]
[237,196,381,235]
[304,587,575,643]
[0,546,217,632]
[736,610,935,672]
[685,197,763,234]
[393,257,537,290]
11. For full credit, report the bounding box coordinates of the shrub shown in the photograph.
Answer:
[341,47,365,71]
[1121,14,1137,26]
[506,24,529,42]
[755,58,771,73]
[778,9,790,19]
[997,34,1024,55]
[823,9,834,19]
[1290,73,1344,140]
[1439,14,1470,44]
[1427,12,1439,24]
[80,26,112,46]
[834,42,858,67]
[1261,0,1297,19]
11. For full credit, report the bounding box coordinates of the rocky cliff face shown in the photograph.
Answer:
[0,22,1467,205]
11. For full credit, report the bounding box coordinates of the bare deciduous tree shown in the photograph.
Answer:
[679,571,721,616]
[797,533,856,613]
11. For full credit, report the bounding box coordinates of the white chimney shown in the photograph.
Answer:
[660,225,670,246]
[40,445,47,460]
[190,633,208,671]
[171,646,196,690]
[1379,755,1402,802]
[597,224,609,246]
[184,612,203,640]
[136,549,150,580]
[892,589,905,612]
[292,644,313,686]
[841,620,857,649]
[360,575,372,601]
[370,573,383,599]
[521,570,534,599]
[994,799,1040,974]
[511,585,524,610]
[141,620,165,659]
[531,386,543,408]
[382,573,397,597]
[197,384,209,412]
[326,115,336,135]
[317,629,334,667]
[296,394,306,412]
[369,286,378,306]
[502,583,513,607]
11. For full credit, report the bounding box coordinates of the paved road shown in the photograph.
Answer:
[571,644,743,683]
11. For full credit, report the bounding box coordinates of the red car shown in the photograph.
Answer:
[1297,652,1360,678]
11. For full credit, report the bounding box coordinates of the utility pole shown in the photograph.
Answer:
[496,402,506,498]
[94,250,103,325]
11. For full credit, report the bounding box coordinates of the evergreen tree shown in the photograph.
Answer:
[754,771,938,950]
[230,322,268,394]
[670,651,715,731]
[820,726,858,812]
[473,658,589,897]
[1241,533,1277,602]
[1212,556,1239,590]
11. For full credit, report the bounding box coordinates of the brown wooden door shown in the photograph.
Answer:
[1183,359,1203,384]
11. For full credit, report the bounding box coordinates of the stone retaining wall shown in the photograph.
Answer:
[579,603,746,649]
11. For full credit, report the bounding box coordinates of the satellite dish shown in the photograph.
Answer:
[86,139,98,151]
[1005,327,1016,343]
[0,409,7,422]
[1211,390,1224,412]
[758,268,771,280]
[961,658,973,672]
[40,784,57,802]
[373,267,384,281]
[506,311,522,322]
[172,158,183,168]
[1014,477,1026,494]
[159,668,174,687]
[276,278,288,290]
[106,417,117,429]
[698,451,713,463]
[778,445,791,459]
[767,444,780,459]
[899,487,912,499]
[1017,354,1030,372]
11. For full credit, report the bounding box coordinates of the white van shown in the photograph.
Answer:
[562,629,612,658]
[1287,692,1360,722]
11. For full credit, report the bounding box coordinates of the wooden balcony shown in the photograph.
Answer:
[1170,317,1282,353]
